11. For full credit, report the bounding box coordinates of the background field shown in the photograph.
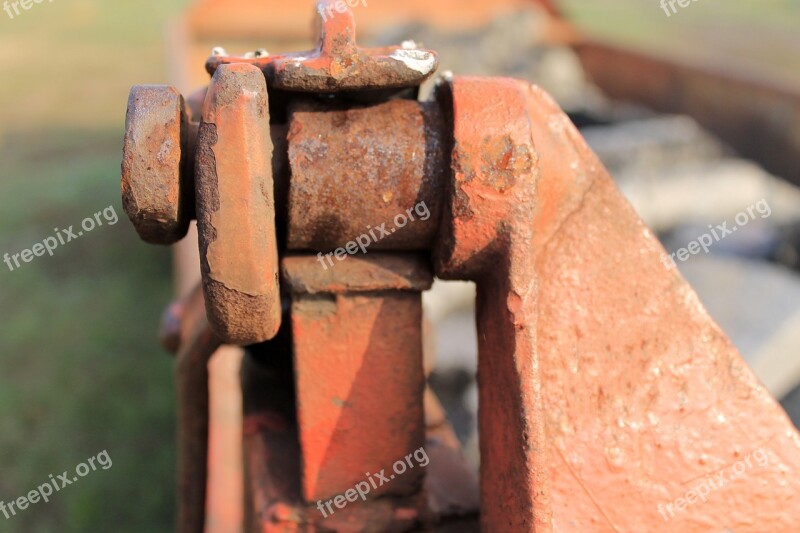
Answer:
[0,0,797,531]
[560,0,800,87]
[0,2,189,531]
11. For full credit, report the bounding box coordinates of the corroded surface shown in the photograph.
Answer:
[121,85,191,244]
[282,253,433,294]
[287,100,445,251]
[195,64,281,345]
[435,76,551,532]
[173,283,221,533]
[284,254,428,506]
[205,0,438,92]
[437,75,800,532]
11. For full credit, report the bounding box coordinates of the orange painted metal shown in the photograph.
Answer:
[527,78,800,532]
[236,254,478,530]
[435,76,552,532]
[284,254,430,504]
[436,75,800,531]
[167,283,222,533]
[195,63,282,345]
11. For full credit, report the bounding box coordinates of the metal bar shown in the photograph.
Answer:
[173,284,222,533]
[284,253,432,529]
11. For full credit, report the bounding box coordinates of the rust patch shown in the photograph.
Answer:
[205,0,438,93]
[195,64,281,345]
[481,134,533,191]
[282,253,433,294]
[121,85,191,244]
[287,100,446,251]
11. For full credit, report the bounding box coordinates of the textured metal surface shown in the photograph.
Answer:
[285,254,429,505]
[172,284,222,533]
[195,63,281,345]
[435,76,551,532]
[526,77,800,532]
[240,256,474,531]
[121,85,191,244]
[127,2,800,530]
[205,0,438,93]
[287,99,446,251]
[437,75,800,532]
[282,253,434,293]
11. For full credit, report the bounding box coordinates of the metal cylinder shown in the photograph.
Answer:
[286,99,448,252]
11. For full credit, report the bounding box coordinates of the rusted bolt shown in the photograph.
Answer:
[121,85,192,245]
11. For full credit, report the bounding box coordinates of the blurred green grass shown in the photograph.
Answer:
[0,1,189,531]
[0,0,797,531]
